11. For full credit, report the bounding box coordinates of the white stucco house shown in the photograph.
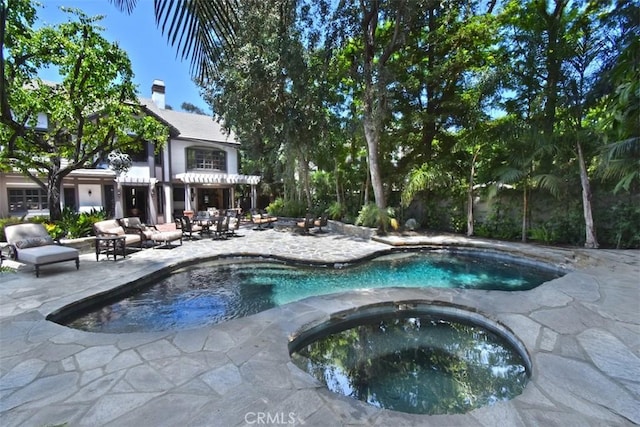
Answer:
[0,80,261,224]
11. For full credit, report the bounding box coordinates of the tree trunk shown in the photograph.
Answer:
[300,149,312,210]
[363,114,386,209]
[467,148,479,236]
[334,163,342,206]
[521,184,528,243]
[363,154,370,205]
[576,141,598,248]
[47,172,63,221]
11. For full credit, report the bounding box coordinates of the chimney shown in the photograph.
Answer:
[151,79,166,109]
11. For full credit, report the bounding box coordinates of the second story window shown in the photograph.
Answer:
[186,147,226,172]
[128,143,149,162]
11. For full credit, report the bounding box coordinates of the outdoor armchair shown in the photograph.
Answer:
[93,219,143,248]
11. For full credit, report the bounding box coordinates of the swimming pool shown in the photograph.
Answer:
[53,249,563,333]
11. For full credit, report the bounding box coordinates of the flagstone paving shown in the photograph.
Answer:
[0,224,638,426]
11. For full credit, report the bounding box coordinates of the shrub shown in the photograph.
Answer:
[28,215,50,224]
[0,217,24,241]
[44,223,65,240]
[265,198,306,218]
[355,203,395,233]
[56,207,107,238]
[327,202,345,221]
[596,201,640,249]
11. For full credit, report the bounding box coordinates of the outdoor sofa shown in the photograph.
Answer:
[251,211,278,230]
[4,223,80,277]
[119,217,182,248]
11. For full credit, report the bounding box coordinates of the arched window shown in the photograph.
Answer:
[186,147,226,172]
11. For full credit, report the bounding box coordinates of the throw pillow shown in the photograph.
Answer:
[15,236,54,249]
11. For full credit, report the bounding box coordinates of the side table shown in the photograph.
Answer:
[95,235,126,261]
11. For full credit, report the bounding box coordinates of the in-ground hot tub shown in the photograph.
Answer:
[289,302,531,415]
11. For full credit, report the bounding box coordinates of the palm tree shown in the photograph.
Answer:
[110,0,239,83]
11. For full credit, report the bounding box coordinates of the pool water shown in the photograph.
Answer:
[290,313,529,414]
[62,250,561,333]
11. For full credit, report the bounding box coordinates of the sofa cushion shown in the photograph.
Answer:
[123,234,142,245]
[15,236,54,249]
[152,231,182,243]
[18,245,79,265]
[106,227,125,236]
[94,220,122,235]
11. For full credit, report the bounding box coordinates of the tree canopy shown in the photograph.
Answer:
[0,1,168,220]
[44,0,640,247]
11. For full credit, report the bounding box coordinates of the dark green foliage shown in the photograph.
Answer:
[596,202,640,249]
[355,203,395,233]
[266,198,307,218]
[475,213,521,241]
[0,217,24,242]
[327,202,345,221]
[109,0,639,247]
[57,207,107,239]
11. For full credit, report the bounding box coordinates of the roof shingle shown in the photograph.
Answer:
[139,98,239,145]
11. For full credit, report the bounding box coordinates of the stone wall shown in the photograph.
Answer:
[59,236,95,254]
[327,220,376,240]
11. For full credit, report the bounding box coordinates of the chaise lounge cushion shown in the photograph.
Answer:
[17,245,80,265]
[4,223,80,277]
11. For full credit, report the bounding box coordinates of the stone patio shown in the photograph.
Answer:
[0,225,638,426]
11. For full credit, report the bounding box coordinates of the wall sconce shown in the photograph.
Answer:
[88,189,92,196]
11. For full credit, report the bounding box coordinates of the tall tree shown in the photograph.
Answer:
[358,0,410,211]
[395,0,502,230]
[500,0,617,247]
[0,3,168,220]
[597,1,639,194]
[201,0,329,210]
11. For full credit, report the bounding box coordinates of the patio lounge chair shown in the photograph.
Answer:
[4,223,79,277]
[177,215,203,240]
[226,210,241,237]
[296,213,316,235]
[314,213,329,233]
[211,215,229,240]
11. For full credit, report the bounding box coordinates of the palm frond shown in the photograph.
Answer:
[401,164,453,207]
[533,173,563,198]
[603,136,640,160]
[109,0,137,14]
[153,0,239,83]
[495,165,525,184]
[613,170,640,193]
[108,0,239,82]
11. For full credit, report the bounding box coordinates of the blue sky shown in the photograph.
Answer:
[36,0,211,113]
